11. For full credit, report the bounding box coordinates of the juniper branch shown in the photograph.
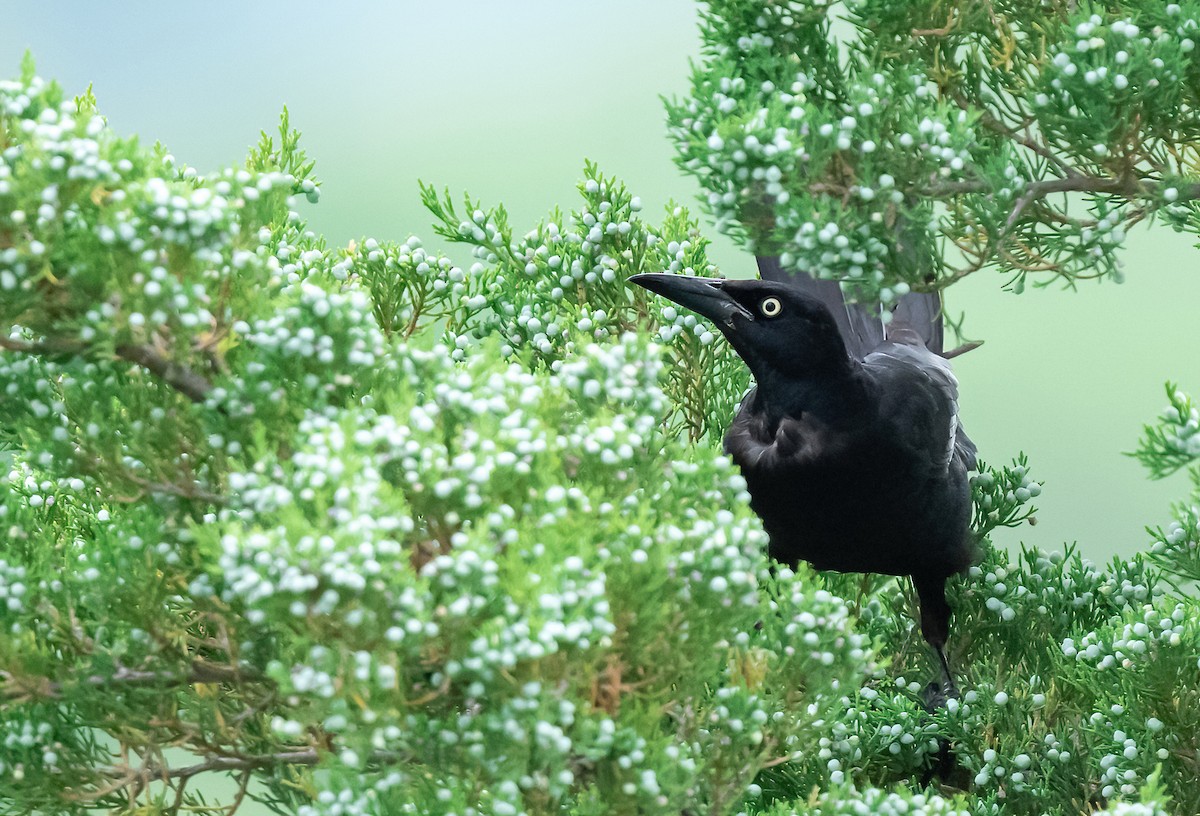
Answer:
[0,336,215,403]
[114,343,214,403]
[810,176,1200,202]
[2,661,264,702]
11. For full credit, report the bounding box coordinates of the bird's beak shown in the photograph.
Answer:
[628,273,753,328]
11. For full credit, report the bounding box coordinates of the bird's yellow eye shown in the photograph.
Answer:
[759,296,782,317]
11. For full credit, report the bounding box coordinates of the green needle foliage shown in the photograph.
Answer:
[666,0,1200,303]
[0,0,1199,811]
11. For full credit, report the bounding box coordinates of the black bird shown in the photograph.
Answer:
[630,257,979,702]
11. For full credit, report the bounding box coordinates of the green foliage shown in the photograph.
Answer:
[969,454,1041,539]
[1134,384,1200,587]
[1133,383,1199,480]
[420,162,750,440]
[0,63,851,815]
[666,0,1200,303]
[1,30,1199,816]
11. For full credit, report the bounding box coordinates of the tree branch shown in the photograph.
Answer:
[2,661,264,702]
[115,343,214,403]
[120,474,228,505]
[0,335,84,355]
[941,341,983,360]
[811,175,1200,203]
[949,91,1083,181]
[919,176,1200,200]
[112,750,323,782]
[95,747,406,786]
[0,335,215,403]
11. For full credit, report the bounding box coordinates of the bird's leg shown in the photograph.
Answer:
[913,574,959,711]
[933,642,959,700]
[912,573,968,786]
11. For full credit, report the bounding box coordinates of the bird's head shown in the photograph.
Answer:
[629,273,850,383]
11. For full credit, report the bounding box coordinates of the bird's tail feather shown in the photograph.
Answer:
[889,290,944,354]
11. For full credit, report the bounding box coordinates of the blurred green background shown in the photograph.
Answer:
[4,1,1198,563]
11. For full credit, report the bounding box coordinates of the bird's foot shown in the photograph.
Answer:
[920,678,960,713]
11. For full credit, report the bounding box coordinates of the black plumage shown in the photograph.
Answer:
[630,258,979,699]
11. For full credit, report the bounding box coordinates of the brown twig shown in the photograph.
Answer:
[911,11,958,38]
[115,344,214,403]
[97,747,406,786]
[0,335,82,355]
[2,661,264,702]
[761,753,799,769]
[0,335,215,404]
[942,341,984,360]
[122,474,227,505]
[113,750,322,782]
[949,91,1082,180]
[809,175,1200,203]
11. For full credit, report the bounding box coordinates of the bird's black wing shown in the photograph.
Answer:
[863,341,976,472]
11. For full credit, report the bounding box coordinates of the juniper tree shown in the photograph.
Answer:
[0,2,1199,815]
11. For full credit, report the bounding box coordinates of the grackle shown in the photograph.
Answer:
[631,257,979,704]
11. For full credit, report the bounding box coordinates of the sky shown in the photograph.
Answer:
[4,2,1199,562]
